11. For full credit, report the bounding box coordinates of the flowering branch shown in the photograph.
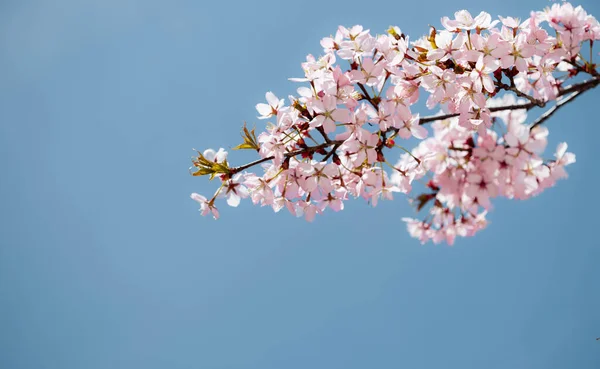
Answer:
[418,77,600,125]
[190,2,599,244]
[530,90,584,129]
[230,140,343,174]
[496,81,547,107]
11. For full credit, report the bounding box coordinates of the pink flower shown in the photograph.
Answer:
[465,172,497,209]
[256,92,284,119]
[402,218,430,244]
[498,16,523,29]
[337,26,376,60]
[470,55,498,93]
[441,10,496,31]
[203,148,228,163]
[358,57,385,87]
[258,130,287,166]
[297,200,321,222]
[427,31,466,62]
[309,95,351,133]
[244,174,275,206]
[318,189,347,212]
[421,66,457,109]
[365,101,398,131]
[514,157,550,198]
[467,32,510,63]
[191,193,219,219]
[220,173,249,207]
[397,114,428,139]
[549,142,576,179]
[499,33,534,72]
[298,162,338,194]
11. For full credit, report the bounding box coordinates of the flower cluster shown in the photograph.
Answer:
[190,2,599,244]
[399,94,576,245]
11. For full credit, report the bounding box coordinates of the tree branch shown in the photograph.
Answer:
[496,81,547,107]
[230,140,343,174]
[417,103,535,125]
[530,77,600,129]
[418,77,600,125]
[529,90,583,129]
[322,143,341,162]
[357,82,379,110]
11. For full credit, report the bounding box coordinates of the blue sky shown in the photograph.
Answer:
[1,0,599,368]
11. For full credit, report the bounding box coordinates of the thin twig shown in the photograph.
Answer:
[529,91,582,129]
[230,140,342,173]
[418,103,534,125]
[357,82,379,110]
[497,81,547,107]
[316,126,331,143]
[418,77,600,125]
[322,143,341,162]
[530,76,600,129]
[558,76,600,95]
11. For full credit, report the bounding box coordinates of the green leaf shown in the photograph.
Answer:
[233,122,259,151]
[233,142,257,150]
[191,167,214,177]
[190,153,231,179]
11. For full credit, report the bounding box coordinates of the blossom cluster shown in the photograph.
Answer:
[399,94,576,244]
[190,2,599,244]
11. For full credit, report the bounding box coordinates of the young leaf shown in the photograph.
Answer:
[233,122,259,151]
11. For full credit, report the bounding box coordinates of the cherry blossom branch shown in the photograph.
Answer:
[557,76,600,95]
[322,143,341,162]
[316,126,332,143]
[565,58,599,77]
[357,82,379,110]
[530,90,584,129]
[496,81,547,107]
[191,2,600,244]
[418,77,600,125]
[530,77,600,129]
[417,104,535,125]
[230,140,343,174]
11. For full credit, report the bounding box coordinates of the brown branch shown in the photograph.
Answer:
[418,104,535,125]
[230,140,343,174]
[322,143,341,162]
[418,77,600,125]
[558,76,600,95]
[530,77,600,129]
[315,126,331,143]
[357,82,379,110]
[496,81,547,107]
[529,90,582,129]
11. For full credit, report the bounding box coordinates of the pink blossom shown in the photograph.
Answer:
[256,92,284,120]
[203,148,228,163]
[244,174,275,206]
[549,142,576,180]
[397,115,427,139]
[309,95,351,133]
[191,193,219,219]
[220,173,249,207]
[427,31,465,62]
[441,10,497,31]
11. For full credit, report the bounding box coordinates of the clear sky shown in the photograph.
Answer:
[1,0,599,368]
